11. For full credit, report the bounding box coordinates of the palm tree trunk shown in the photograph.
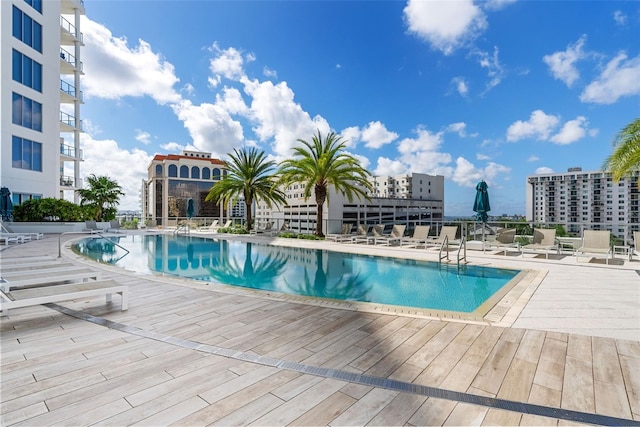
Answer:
[315,184,326,237]
[245,198,253,231]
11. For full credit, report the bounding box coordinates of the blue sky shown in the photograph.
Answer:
[72,0,640,215]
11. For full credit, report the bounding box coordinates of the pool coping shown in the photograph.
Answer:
[64,234,545,328]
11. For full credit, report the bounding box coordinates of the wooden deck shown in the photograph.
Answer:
[1,234,639,426]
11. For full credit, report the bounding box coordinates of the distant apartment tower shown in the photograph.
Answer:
[255,172,445,234]
[1,0,85,206]
[142,150,247,226]
[526,167,639,242]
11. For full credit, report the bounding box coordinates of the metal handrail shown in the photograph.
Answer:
[438,235,449,263]
[58,230,130,258]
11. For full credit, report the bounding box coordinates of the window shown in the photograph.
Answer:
[155,164,163,176]
[202,167,210,179]
[12,135,42,171]
[12,6,42,52]
[23,0,42,13]
[212,168,220,179]
[179,166,188,178]
[168,164,177,177]
[12,92,42,131]
[12,192,41,205]
[191,166,200,179]
[12,49,42,92]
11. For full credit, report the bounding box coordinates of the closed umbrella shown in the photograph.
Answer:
[186,198,195,219]
[473,180,490,244]
[0,187,13,221]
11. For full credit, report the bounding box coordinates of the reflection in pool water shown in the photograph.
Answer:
[72,235,520,313]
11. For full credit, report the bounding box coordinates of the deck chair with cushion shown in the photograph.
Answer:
[575,230,612,264]
[351,224,374,244]
[372,224,406,246]
[401,225,431,247]
[424,226,459,249]
[194,220,218,233]
[326,223,354,242]
[521,228,558,259]
[1,234,22,246]
[1,267,102,292]
[250,221,274,235]
[83,220,100,233]
[485,228,520,255]
[1,222,43,240]
[107,220,124,233]
[1,280,129,314]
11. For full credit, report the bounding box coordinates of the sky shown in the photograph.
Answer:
[69,0,640,216]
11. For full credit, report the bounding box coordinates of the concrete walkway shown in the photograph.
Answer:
[1,233,638,426]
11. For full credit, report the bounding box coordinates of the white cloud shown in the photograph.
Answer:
[535,166,554,174]
[477,153,490,161]
[263,67,278,79]
[550,116,588,145]
[451,77,469,97]
[446,122,467,137]
[403,0,487,55]
[361,121,399,149]
[506,110,560,142]
[473,46,505,92]
[543,35,587,87]
[527,155,540,162]
[135,130,152,145]
[451,158,510,188]
[613,10,627,25]
[580,52,640,104]
[374,157,408,176]
[207,43,249,87]
[484,0,517,11]
[397,127,443,154]
[172,100,245,157]
[340,126,362,149]
[80,134,152,211]
[81,17,181,105]
[160,141,185,152]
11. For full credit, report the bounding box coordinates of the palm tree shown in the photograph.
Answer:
[603,118,640,183]
[76,174,124,221]
[205,147,286,232]
[278,130,373,237]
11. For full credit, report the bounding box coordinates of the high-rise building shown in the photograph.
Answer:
[526,167,639,242]
[1,0,85,206]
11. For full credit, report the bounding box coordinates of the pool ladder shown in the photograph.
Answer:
[438,235,467,267]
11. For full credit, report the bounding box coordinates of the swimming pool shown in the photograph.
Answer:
[72,234,522,314]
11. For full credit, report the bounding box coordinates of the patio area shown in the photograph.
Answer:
[1,233,639,426]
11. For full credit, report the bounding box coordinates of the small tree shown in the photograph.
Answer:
[603,118,640,183]
[76,174,124,221]
[278,130,373,237]
[205,147,286,232]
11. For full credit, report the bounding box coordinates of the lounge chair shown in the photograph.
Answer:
[400,225,431,248]
[485,228,520,256]
[372,224,406,246]
[575,230,612,264]
[521,228,558,259]
[212,220,232,232]
[633,231,640,260]
[195,220,218,233]
[351,224,373,244]
[1,262,76,273]
[83,220,101,233]
[250,221,274,235]
[1,267,102,292]
[0,222,43,240]
[1,279,129,314]
[326,223,355,242]
[0,234,21,246]
[108,220,124,233]
[424,226,459,249]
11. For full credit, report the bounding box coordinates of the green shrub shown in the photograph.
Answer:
[12,198,91,222]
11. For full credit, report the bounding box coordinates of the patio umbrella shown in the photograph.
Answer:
[0,187,13,221]
[186,198,195,219]
[473,180,490,243]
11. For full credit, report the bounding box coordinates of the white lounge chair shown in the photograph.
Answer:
[0,262,76,273]
[521,228,558,259]
[84,220,101,233]
[0,222,43,240]
[0,234,21,246]
[1,267,102,292]
[372,224,406,246]
[633,231,640,261]
[1,280,129,314]
[351,224,373,244]
[485,228,520,256]
[424,226,459,249]
[575,230,612,264]
[401,225,431,248]
[250,221,274,235]
[326,223,354,242]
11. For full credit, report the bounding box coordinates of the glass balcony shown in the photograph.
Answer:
[60,111,83,131]
[60,48,83,73]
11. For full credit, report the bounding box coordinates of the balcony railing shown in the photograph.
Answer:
[60,111,83,131]
[60,143,82,160]
[60,48,83,72]
[60,16,83,43]
[60,175,77,187]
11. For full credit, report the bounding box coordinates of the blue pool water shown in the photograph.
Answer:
[72,234,520,313]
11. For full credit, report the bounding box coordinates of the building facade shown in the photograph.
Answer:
[142,150,245,226]
[256,173,445,234]
[1,0,85,207]
[526,167,639,242]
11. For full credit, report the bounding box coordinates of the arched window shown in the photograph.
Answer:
[180,165,189,178]
[191,166,200,179]
[168,164,177,177]
[155,164,163,176]
[202,167,210,179]
[212,168,221,179]
[223,169,228,177]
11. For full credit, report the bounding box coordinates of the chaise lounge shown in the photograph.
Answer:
[575,230,612,264]
[484,228,520,256]
[521,228,558,259]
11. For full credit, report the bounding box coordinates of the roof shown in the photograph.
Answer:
[152,154,226,165]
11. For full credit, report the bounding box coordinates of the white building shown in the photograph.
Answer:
[256,173,445,234]
[526,167,639,242]
[1,0,85,206]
